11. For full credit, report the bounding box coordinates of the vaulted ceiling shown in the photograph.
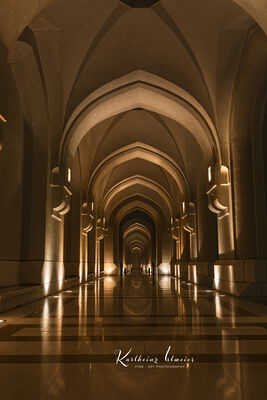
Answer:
[2,0,267,263]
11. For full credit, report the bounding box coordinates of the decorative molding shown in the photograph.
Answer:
[170,219,180,240]
[81,203,94,233]
[182,203,196,234]
[207,165,231,219]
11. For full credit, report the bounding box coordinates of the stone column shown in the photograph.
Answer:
[104,225,118,275]
[207,165,234,259]
[42,168,72,295]
[80,202,94,282]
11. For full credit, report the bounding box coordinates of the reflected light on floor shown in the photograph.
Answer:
[104,276,117,290]
[159,276,171,289]
[42,261,53,295]
[194,285,198,302]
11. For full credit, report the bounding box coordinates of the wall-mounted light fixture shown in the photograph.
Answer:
[208,166,212,183]
[170,217,173,225]
[182,202,185,214]
[91,202,94,212]
[67,168,72,184]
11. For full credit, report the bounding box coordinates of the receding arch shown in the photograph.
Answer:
[109,196,166,225]
[124,222,151,240]
[88,142,189,198]
[60,70,220,169]
[101,175,175,217]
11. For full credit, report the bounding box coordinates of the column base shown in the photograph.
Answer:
[174,259,267,298]
[213,259,267,297]
[104,262,119,275]
[179,261,213,287]
[0,276,80,313]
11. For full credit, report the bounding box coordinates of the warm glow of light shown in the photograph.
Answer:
[67,168,71,183]
[0,114,7,123]
[208,166,212,183]
[194,285,198,302]
[171,217,173,225]
[214,264,233,290]
[104,263,117,275]
[42,261,53,295]
[0,320,6,323]
[215,293,223,319]
[79,262,84,283]
[177,279,181,294]
[188,265,197,284]
[158,263,170,275]
[104,276,117,290]
[105,269,113,275]
[193,265,197,284]
[57,262,65,291]
[159,276,171,289]
[182,202,185,214]
[214,264,221,289]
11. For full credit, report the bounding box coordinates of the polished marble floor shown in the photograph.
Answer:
[0,272,267,399]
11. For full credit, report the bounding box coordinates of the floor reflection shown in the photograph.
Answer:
[0,272,266,399]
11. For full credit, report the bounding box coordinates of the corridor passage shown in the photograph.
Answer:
[0,275,266,400]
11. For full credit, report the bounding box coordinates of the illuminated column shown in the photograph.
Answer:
[207,165,234,259]
[80,202,94,283]
[123,236,126,268]
[96,218,108,277]
[158,220,171,274]
[170,218,180,261]
[104,225,117,275]
[182,203,197,260]
[42,167,71,294]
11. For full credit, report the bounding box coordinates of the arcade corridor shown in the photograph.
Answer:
[1,0,267,398]
[0,274,267,399]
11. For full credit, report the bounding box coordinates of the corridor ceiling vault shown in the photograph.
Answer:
[0,0,267,299]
